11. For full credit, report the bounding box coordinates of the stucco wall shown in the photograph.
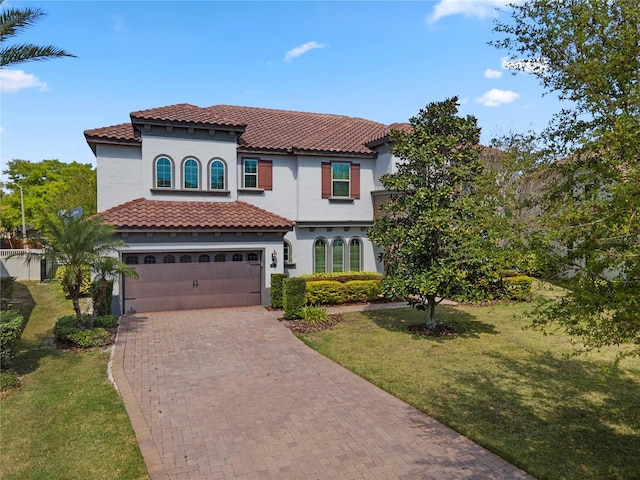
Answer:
[97,144,143,211]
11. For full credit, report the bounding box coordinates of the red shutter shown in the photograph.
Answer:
[258,160,272,190]
[350,163,360,199]
[321,162,331,198]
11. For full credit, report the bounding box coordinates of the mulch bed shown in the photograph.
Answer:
[280,314,343,334]
[408,324,456,337]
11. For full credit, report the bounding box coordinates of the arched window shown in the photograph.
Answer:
[232,253,243,262]
[283,240,292,264]
[143,255,156,264]
[332,238,344,273]
[314,238,327,273]
[209,159,226,190]
[163,255,175,263]
[180,254,192,263]
[125,255,138,265]
[214,253,226,262]
[198,254,210,263]
[247,252,258,262]
[349,238,361,272]
[155,157,173,188]
[183,158,200,189]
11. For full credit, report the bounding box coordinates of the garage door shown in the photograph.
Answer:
[123,251,261,313]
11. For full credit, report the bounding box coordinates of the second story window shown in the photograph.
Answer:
[210,160,225,190]
[183,158,200,189]
[332,163,350,197]
[322,162,360,199]
[155,157,173,188]
[243,159,258,188]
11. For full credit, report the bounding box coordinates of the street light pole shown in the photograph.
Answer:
[19,185,27,247]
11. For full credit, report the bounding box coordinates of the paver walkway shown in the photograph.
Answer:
[111,305,535,480]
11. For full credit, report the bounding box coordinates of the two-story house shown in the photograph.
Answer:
[85,104,404,314]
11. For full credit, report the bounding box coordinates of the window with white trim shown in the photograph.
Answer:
[243,159,258,188]
[183,158,200,189]
[314,238,327,273]
[210,159,225,190]
[155,157,173,188]
[332,163,350,197]
[349,238,361,272]
[332,238,344,272]
[284,240,292,264]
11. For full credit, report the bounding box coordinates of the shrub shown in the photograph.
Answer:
[283,277,307,319]
[53,315,112,348]
[94,315,118,329]
[67,328,110,348]
[270,273,287,308]
[53,315,82,340]
[344,280,382,303]
[0,370,20,390]
[305,280,345,305]
[300,271,382,283]
[1,310,26,364]
[55,265,91,297]
[514,252,556,278]
[91,280,114,316]
[301,306,329,325]
[503,275,534,301]
[0,276,16,307]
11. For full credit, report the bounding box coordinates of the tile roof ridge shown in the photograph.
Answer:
[209,104,383,123]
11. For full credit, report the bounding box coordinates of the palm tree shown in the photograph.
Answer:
[90,256,137,328]
[0,0,75,67]
[39,212,135,327]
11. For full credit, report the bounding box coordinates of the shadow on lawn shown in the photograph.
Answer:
[363,304,498,340]
[443,350,640,480]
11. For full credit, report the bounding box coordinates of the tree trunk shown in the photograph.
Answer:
[426,295,437,330]
[90,280,109,328]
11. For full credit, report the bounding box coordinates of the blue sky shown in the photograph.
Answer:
[1,0,561,175]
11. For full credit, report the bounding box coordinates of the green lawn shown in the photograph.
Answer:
[0,282,148,480]
[298,284,640,480]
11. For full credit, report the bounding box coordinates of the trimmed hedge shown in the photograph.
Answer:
[283,277,307,319]
[300,272,382,283]
[1,310,25,365]
[270,273,288,308]
[503,275,534,301]
[344,280,382,303]
[306,281,345,305]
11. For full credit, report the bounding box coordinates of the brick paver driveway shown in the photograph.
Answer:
[112,306,534,480]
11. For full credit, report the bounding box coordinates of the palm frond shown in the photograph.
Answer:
[0,4,45,41]
[0,44,76,66]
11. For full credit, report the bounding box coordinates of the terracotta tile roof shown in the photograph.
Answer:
[206,105,388,155]
[85,104,395,156]
[84,122,140,143]
[99,198,294,230]
[131,103,246,129]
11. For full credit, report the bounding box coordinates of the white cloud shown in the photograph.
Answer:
[0,69,49,93]
[284,41,326,62]
[427,0,513,24]
[484,68,503,79]
[475,88,519,107]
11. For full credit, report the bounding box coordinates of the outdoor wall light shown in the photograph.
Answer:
[271,250,277,267]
